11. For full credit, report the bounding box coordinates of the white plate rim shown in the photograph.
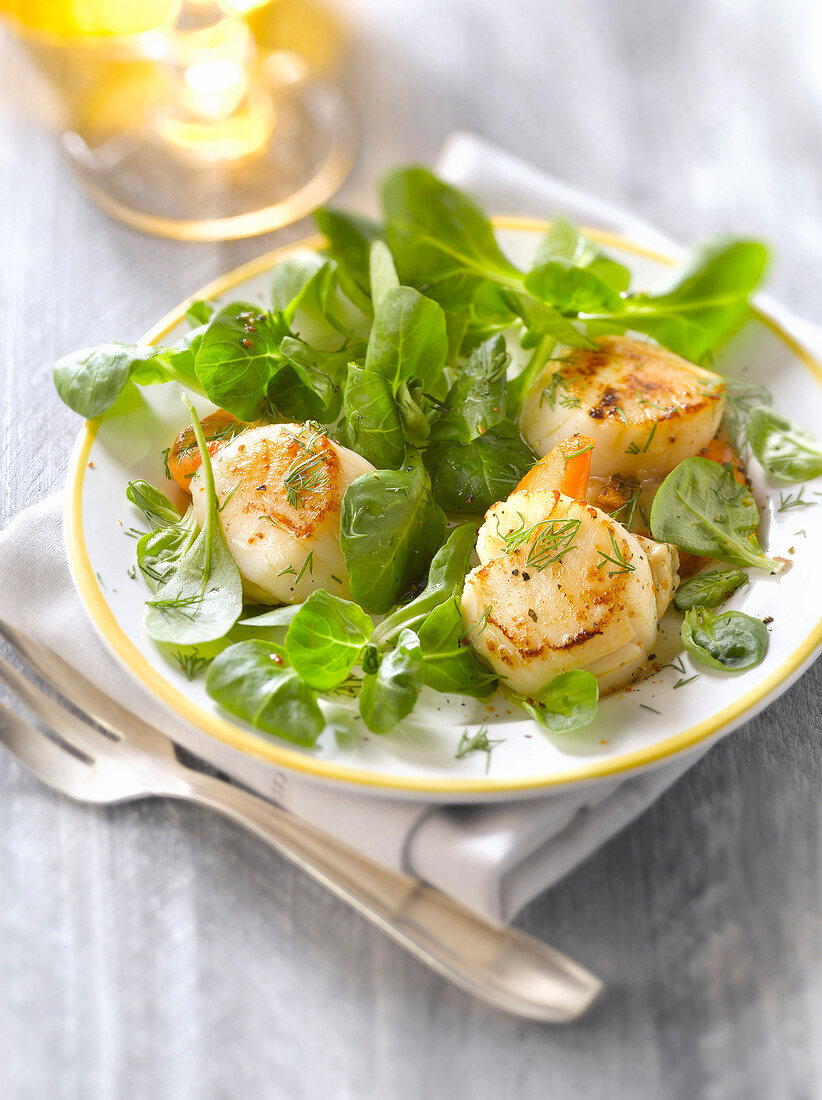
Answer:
[64,217,822,796]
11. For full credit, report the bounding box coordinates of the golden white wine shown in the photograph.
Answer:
[0,0,353,240]
[0,0,175,38]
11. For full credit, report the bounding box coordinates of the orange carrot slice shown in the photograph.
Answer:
[167,410,242,492]
[699,438,747,486]
[516,434,594,501]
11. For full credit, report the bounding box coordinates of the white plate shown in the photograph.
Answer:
[66,220,822,801]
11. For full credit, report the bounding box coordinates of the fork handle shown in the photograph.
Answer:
[170,770,601,1022]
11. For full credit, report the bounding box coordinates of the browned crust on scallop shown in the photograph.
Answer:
[555,335,724,424]
[472,499,635,667]
[220,427,341,539]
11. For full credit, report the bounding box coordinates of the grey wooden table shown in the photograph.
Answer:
[3,1,822,1096]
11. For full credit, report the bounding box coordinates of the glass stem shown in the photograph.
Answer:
[154,0,274,161]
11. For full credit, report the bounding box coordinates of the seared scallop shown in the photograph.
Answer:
[520,335,725,479]
[190,422,373,604]
[461,437,679,697]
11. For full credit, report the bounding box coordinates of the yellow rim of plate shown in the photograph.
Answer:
[65,218,822,794]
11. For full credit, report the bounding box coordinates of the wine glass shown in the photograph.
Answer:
[0,0,355,240]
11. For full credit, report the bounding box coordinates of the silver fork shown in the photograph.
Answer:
[0,621,602,1023]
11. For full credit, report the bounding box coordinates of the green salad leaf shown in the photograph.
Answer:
[270,250,329,319]
[395,381,431,445]
[371,523,475,649]
[504,334,559,421]
[206,640,324,745]
[359,628,423,733]
[681,607,768,671]
[284,590,373,691]
[185,300,214,327]
[460,282,519,350]
[673,569,749,612]
[509,670,599,734]
[193,305,287,420]
[511,291,593,350]
[365,285,448,392]
[340,454,447,613]
[369,240,400,309]
[135,513,197,592]
[342,363,405,469]
[530,217,630,292]
[417,597,498,698]
[382,166,522,307]
[424,420,536,514]
[524,263,622,315]
[315,207,383,311]
[269,335,346,423]
[240,604,303,627]
[144,398,243,645]
[126,480,181,529]
[747,406,822,482]
[424,333,535,512]
[54,344,182,419]
[161,320,213,388]
[429,334,509,444]
[650,457,779,572]
[584,239,769,363]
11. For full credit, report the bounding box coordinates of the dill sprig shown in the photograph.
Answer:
[464,604,492,637]
[596,531,636,576]
[331,676,362,698]
[721,379,772,451]
[282,423,329,510]
[561,441,594,467]
[171,649,211,680]
[455,725,505,773]
[284,451,329,509]
[172,418,244,464]
[539,372,563,408]
[283,420,324,453]
[295,551,315,584]
[720,463,751,503]
[211,419,245,444]
[777,487,814,512]
[145,592,205,620]
[501,514,581,571]
[662,655,687,675]
[674,673,700,689]
[539,369,579,410]
[625,423,657,456]
[421,392,451,413]
[611,486,649,532]
[218,481,241,513]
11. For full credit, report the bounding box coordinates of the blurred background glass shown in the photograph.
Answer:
[0,0,355,240]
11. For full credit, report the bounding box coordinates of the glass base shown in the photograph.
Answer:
[62,76,355,241]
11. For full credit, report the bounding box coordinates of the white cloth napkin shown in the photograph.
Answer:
[0,133,813,925]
